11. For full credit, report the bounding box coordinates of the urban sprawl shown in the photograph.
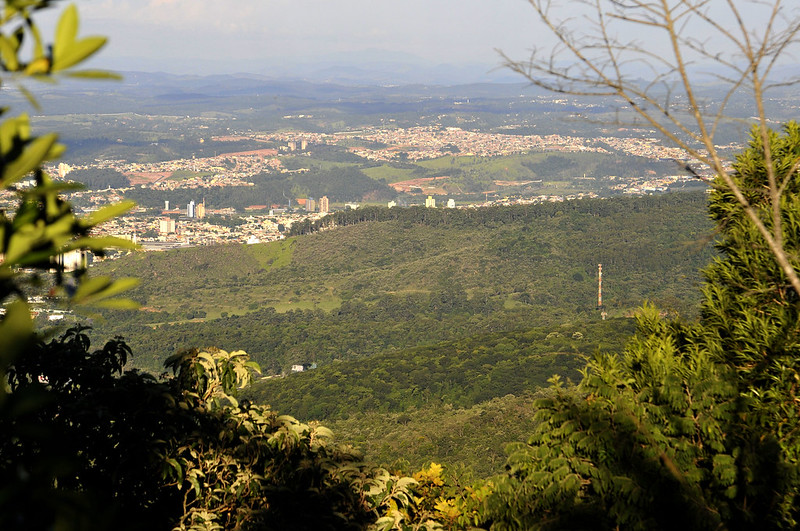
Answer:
[3,124,728,255]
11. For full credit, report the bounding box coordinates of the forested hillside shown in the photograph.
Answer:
[246,320,633,420]
[243,319,635,475]
[92,191,714,374]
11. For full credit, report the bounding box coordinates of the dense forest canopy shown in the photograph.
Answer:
[66,168,129,189]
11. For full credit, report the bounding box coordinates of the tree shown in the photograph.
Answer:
[503,0,800,294]
[0,2,143,528]
[481,124,800,530]
[3,328,423,530]
[0,1,136,359]
[484,4,800,528]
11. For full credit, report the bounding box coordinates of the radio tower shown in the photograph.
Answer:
[598,263,607,320]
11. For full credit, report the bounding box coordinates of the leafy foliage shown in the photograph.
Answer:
[480,123,800,530]
[0,1,136,324]
[245,320,633,421]
[1,327,419,530]
[7,3,799,530]
[328,393,551,479]
[161,347,382,530]
[0,43,138,508]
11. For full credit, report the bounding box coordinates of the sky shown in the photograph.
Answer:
[35,1,800,84]
[68,0,544,80]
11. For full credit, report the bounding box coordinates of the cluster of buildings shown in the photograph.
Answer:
[90,208,321,249]
[343,127,597,161]
[17,116,728,257]
[240,125,713,167]
[292,196,330,214]
[423,196,457,209]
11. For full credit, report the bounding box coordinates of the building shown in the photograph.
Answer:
[319,196,330,213]
[187,200,195,218]
[196,200,206,219]
[159,217,176,235]
[306,198,316,212]
[387,200,397,208]
[57,163,72,179]
[447,198,456,208]
[425,195,436,208]
[53,249,92,272]
[291,363,317,373]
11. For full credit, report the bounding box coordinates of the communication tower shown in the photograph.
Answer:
[598,263,608,320]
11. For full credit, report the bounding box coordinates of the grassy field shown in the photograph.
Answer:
[362,164,417,183]
[168,169,217,181]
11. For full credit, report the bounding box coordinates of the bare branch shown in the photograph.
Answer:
[507,0,800,294]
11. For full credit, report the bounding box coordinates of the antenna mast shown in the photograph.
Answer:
[598,263,602,308]
[598,263,607,320]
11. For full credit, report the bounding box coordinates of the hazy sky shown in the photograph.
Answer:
[38,1,799,82]
[70,0,543,76]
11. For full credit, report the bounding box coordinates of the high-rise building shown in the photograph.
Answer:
[159,217,176,235]
[57,162,73,179]
[187,200,195,218]
[306,198,316,212]
[300,139,308,151]
[53,249,91,272]
[164,200,170,211]
[319,196,330,213]
[196,200,206,219]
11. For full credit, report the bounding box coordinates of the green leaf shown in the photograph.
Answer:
[187,473,202,496]
[71,276,140,305]
[92,297,140,310]
[15,83,41,111]
[0,113,30,154]
[61,236,138,254]
[0,299,34,362]
[61,69,122,80]
[84,201,136,226]
[23,56,49,75]
[2,132,58,186]
[53,3,78,60]
[50,5,108,72]
[5,230,37,265]
[0,35,19,71]
[52,36,107,72]
[165,457,183,484]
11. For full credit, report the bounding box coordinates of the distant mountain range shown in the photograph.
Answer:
[83,47,522,86]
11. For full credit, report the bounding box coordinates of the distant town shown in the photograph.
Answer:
[0,123,725,261]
